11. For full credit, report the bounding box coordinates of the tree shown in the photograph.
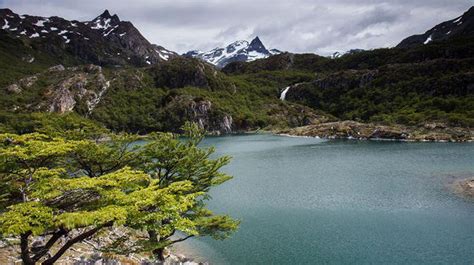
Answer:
[0,133,202,264]
[0,124,239,263]
[56,122,239,261]
[134,122,239,260]
[0,112,109,140]
[68,133,141,178]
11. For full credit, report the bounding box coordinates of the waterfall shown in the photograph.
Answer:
[280,86,290,100]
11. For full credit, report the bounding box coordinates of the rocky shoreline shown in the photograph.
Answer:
[453,178,474,198]
[277,121,473,142]
[0,241,204,265]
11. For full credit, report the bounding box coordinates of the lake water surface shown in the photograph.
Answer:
[179,134,474,264]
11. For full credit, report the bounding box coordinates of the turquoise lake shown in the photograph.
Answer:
[179,134,474,264]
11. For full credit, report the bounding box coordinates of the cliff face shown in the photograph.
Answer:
[47,65,109,113]
[141,94,235,134]
[4,64,110,115]
[188,99,233,135]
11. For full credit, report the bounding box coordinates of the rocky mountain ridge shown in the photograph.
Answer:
[184,36,281,68]
[0,9,177,66]
[397,6,474,48]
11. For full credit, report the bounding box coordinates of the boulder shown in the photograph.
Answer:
[48,64,66,72]
[5,84,21,94]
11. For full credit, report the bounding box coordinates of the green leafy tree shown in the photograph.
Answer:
[57,122,239,261]
[134,122,240,260]
[0,133,203,264]
[0,112,109,140]
[0,124,239,263]
[68,133,141,177]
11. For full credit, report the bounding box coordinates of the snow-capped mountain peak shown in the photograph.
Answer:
[0,8,178,66]
[248,37,268,54]
[89,10,120,31]
[184,36,281,68]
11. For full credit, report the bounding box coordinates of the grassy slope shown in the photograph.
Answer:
[0,32,83,87]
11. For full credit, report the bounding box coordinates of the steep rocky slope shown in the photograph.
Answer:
[398,6,474,48]
[0,9,177,67]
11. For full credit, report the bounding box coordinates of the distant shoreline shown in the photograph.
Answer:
[276,133,474,143]
[275,121,474,143]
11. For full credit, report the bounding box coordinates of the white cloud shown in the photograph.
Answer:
[1,0,472,55]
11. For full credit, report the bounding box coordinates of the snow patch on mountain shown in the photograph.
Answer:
[0,8,178,66]
[397,6,474,48]
[184,37,281,68]
[330,49,365,59]
[2,18,9,29]
[423,35,433,44]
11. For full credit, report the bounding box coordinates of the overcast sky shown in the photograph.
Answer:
[0,0,472,55]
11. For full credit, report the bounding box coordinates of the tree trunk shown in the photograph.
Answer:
[42,222,112,265]
[20,232,34,265]
[148,230,166,261]
[153,247,166,261]
[31,229,67,262]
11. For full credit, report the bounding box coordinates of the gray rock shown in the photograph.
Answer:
[48,65,66,72]
[5,84,21,93]
[49,83,76,113]
[19,75,38,88]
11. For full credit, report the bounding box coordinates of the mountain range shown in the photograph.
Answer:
[0,6,473,140]
[0,9,177,67]
[184,37,281,68]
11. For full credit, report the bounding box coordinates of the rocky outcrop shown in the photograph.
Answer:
[48,65,66,72]
[48,78,78,113]
[219,115,233,134]
[4,75,39,94]
[5,84,21,94]
[45,65,110,114]
[159,95,234,135]
[189,100,212,129]
[452,178,474,198]
[5,64,110,114]
[187,99,233,135]
[279,120,473,142]
[19,75,38,88]
[0,236,204,265]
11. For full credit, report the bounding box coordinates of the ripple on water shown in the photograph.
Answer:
[187,135,474,264]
